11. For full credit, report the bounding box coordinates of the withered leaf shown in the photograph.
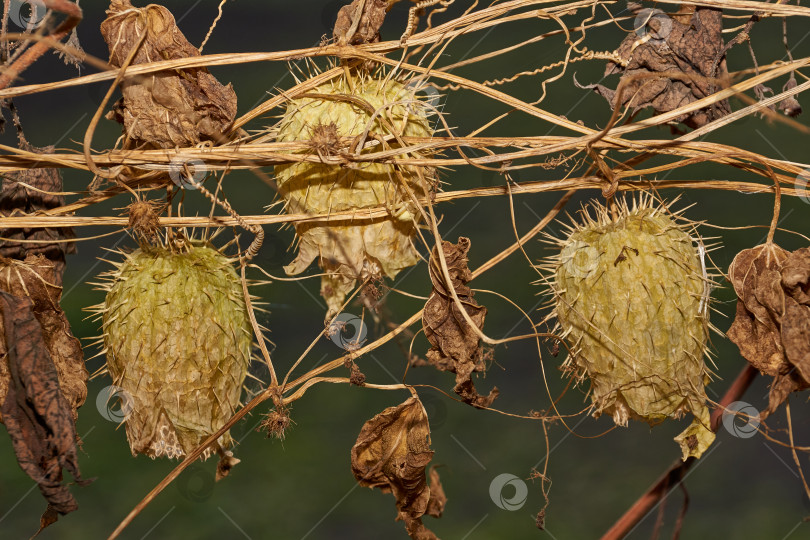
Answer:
[351,397,444,539]
[422,237,498,408]
[727,243,810,413]
[0,256,88,423]
[580,7,730,129]
[0,142,75,285]
[101,0,238,149]
[782,247,810,304]
[333,0,388,45]
[0,291,90,525]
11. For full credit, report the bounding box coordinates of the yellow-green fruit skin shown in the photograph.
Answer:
[102,245,250,460]
[554,203,714,459]
[274,76,433,317]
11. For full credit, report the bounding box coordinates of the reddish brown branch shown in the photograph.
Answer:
[601,364,758,540]
[0,0,82,90]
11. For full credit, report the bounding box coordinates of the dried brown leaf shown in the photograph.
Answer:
[782,247,810,305]
[422,237,498,408]
[727,243,810,412]
[584,7,730,129]
[0,291,90,527]
[333,0,388,45]
[101,0,237,149]
[0,255,88,422]
[0,142,75,284]
[351,397,443,539]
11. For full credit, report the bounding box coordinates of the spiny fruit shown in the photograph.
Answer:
[96,242,251,460]
[543,195,716,459]
[274,69,435,318]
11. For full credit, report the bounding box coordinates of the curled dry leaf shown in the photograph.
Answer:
[0,133,86,532]
[351,397,445,539]
[0,289,90,526]
[0,255,88,423]
[422,237,498,408]
[333,0,388,45]
[727,244,810,413]
[0,142,75,285]
[578,7,730,129]
[101,0,237,149]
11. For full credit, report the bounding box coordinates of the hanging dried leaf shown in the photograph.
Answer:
[0,255,88,423]
[100,0,238,149]
[0,291,90,527]
[727,244,810,413]
[333,0,388,45]
[0,143,75,285]
[351,397,445,539]
[578,7,730,129]
[422,238,498,408]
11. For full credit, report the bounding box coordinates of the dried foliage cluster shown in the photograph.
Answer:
[0,0,808,538]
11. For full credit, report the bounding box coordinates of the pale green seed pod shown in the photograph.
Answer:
[546,195,715,459]
[99,243,251,460]
[274,72,434,318]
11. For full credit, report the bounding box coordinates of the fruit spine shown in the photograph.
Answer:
[543,195,716,459]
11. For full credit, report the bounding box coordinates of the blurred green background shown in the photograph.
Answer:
[1,1,809,538]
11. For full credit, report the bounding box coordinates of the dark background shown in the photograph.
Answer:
[1,1,809,539]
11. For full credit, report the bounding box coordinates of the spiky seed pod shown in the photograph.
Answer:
[274,71,435,318]
[97,243,251,460]
[544,195,716,460]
